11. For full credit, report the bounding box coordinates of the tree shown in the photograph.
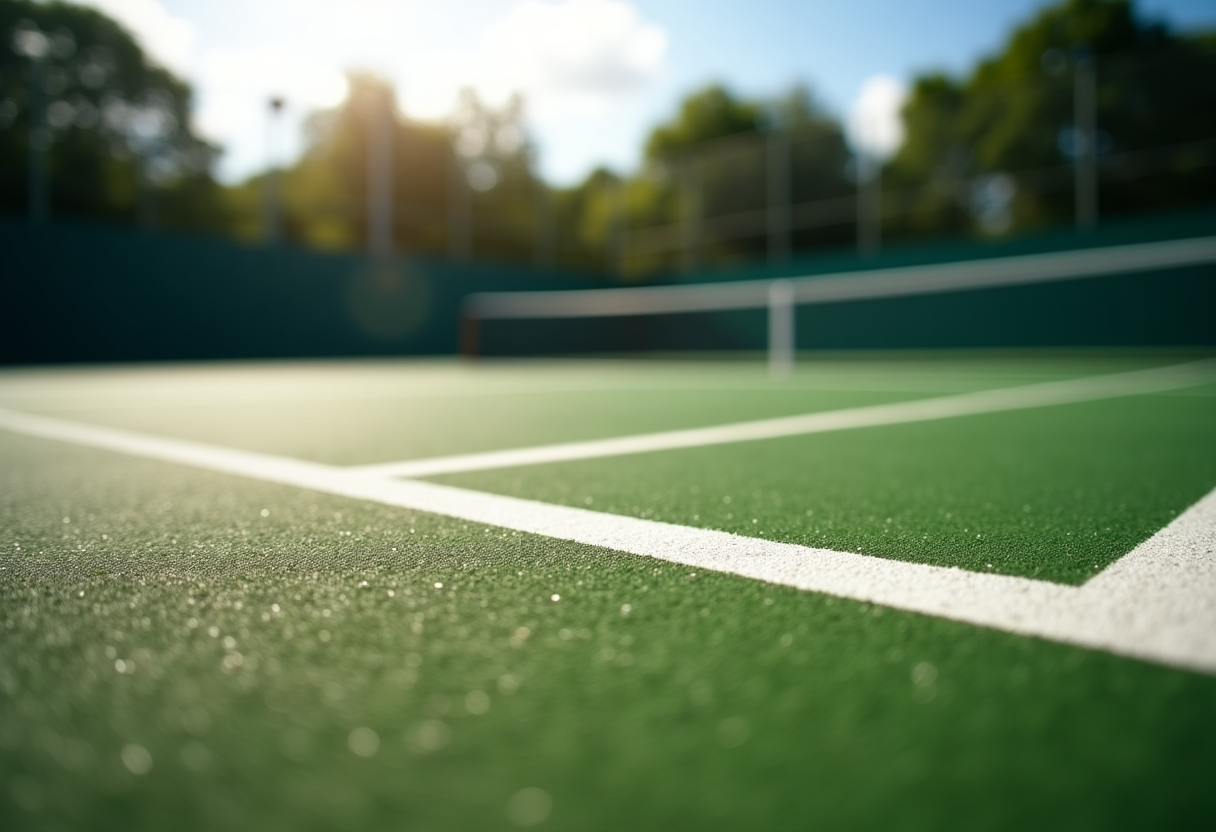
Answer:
[644,84,762,160]
[262,76,545,261]
[886,0,1216,238]
[604,83,853,276]
[0,0,225,229]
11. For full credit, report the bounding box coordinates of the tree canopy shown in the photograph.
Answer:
[5,0,1212,276]
[0,0,224,228]
[887,0,1216,237]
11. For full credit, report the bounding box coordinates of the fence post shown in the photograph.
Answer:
[137,162,156,231]
[15,27,51,223]
[768,279,795,376]
[607,176,625,278]
[534,177,554,269]
[263,97,284,246]
[857,154,881,257]
[367,91,394,258]
[448,147,471,260]
[767,131,791,265]
[681,156,702,274]
[1074,54,1098,230]
[28,58,48,222]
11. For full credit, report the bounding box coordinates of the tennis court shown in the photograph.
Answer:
[2,352,1216,831]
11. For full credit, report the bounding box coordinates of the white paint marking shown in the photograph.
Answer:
[348,358,1216,478]
[1,359,1214,674]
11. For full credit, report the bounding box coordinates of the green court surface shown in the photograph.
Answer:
[2,353,1216,831]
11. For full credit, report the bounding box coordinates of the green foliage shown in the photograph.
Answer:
[263,76,548,263]
[616,83,853,277]
[10,0,1211,276]
[644,84,762,160]
[276,74,453,253]
[0,0,226,230]
[887,0,1216,239]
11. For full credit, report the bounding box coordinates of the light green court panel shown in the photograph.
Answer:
[0,355,1203,464]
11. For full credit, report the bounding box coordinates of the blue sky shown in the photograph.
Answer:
[82,0,1216,185]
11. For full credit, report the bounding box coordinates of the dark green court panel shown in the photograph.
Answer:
[2,433,1215,832]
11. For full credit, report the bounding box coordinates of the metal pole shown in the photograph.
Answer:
[857,154,881,257]
[768,279,795,376]
[681,156,702,274]
[28,56,48,223]
[767,131,791,265]
[136,162,156,231]
[534,177,554,269]
[448,147,471,260]
[1074,56,1098,230]
[607,177,625,278]
[461,312,479,359]
[263,97,284,246]
[367,90,394,258]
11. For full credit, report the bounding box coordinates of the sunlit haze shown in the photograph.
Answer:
[81,0,1216,185]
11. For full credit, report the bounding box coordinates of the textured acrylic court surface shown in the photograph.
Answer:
[2,355,1215,831]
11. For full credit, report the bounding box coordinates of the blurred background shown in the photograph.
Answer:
[1,0,1213,362]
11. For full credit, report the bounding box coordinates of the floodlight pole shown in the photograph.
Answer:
[767,130,791,265]
[768,279,795,377]
[1073,54,1098,230]
[367,89,394,258]
[263,96,284,246]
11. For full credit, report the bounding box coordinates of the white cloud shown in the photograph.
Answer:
[847,74,908,158]
[200,47,347,112]
[479,0,667,113]
[80,0,195,74]
[398,52,477,121]
[196,46,348,179]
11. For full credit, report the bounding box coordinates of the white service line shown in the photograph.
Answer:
[348,358,1216,479]
[1,361,1214,674]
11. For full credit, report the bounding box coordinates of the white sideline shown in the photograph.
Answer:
[348,358,1216,478]
[1,361,1215,674]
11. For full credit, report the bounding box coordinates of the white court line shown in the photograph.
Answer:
[348,358,1216,478]
[1,361,1214,674]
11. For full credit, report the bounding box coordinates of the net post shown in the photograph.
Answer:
[461,310,479,360]
[768,279,795,377]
